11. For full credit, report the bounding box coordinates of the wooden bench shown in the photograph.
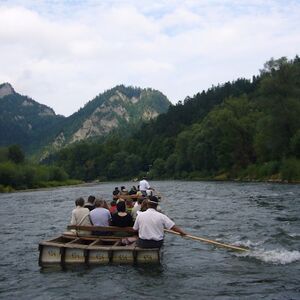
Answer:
[65,225,137,238]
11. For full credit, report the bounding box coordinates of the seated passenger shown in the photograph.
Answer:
[125,198,134,214]
[84,195,96,211]
[70,197,92,235]
[90,199,111,235]
[111,201,134,227]
[70,197,91,226]
[113,187,120,200]
[131,198,143,221]
[102,200,110,210]
[120,186,129,195]
[109,200,117,215]
[136,185,143,197]
[129,186,137,195]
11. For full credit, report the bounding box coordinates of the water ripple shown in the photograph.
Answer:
[0,180,299,299]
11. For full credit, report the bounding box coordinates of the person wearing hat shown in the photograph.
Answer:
[133,196,186,248]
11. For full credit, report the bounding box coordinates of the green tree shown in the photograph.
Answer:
[291,130,300,158]
[8,145,25,164]
[151,158,166,177]
[255,57,300,161]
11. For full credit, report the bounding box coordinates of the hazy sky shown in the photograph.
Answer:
[1,0,300,116]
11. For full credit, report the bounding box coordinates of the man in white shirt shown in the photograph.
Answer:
[139,176,151,196]
[133,196,186,248]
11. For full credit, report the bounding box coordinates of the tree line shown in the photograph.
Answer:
[48,57,300,182]
[0,145,80,191]
[1,56,299,191]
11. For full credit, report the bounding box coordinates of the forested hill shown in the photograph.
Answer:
[39,85,171,159]
[0,83,65,153]
[0,84,171,155]
[52,56,300,182]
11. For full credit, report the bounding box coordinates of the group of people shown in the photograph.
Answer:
[70,195,135,228]
[112,176,154,199]
[70,178,186,248]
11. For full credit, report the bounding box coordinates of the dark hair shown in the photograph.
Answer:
[87,195,96,204]
[94,199,104,208]
[75,197,85,207]
[141,199,148,211]
[148,196,158,208]
[117,201,126,212]
[149,196,158,203]
[110,200,117,206]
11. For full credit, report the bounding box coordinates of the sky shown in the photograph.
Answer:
[0,0,300,116]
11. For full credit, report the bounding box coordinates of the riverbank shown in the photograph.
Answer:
[0,179,84,193]
[1,174,299,194]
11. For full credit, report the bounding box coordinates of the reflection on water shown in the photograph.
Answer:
[0,181,299,299]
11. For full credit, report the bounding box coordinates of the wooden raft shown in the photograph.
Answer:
[38,226,160,267]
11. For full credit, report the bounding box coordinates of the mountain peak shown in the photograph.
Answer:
[0,83,15,98]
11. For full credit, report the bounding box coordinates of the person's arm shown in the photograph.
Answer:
[170,225,187,236]
[133,216,139,232]
[70,210,76,225]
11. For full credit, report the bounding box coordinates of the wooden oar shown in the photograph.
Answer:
[165,229,249,252]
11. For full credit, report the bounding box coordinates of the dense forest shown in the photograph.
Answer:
[47,57,300,183]
[0,145,80,191]
[1,56,299,191]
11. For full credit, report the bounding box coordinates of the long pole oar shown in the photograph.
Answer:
[165,229,249,252]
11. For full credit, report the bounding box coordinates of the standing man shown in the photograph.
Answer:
[139,176,151,196]
[133,196,186,248]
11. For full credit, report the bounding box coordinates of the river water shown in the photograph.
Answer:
[0,181,299,299]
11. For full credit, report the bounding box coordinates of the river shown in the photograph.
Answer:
[0,181,299,299]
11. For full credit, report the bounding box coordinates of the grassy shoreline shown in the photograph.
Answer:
[0,179,84,193]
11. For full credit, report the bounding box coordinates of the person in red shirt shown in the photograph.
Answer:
[109,200,117,215]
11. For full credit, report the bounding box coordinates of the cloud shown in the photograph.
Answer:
[0,1,300,116]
